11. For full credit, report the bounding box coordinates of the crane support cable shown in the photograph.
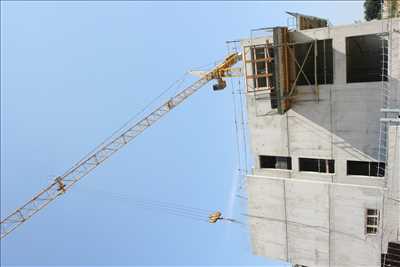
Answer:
[78,186,214,221]
[0,52,241,239]
[83,186,213,215]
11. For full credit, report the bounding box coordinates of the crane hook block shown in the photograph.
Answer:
[212,78,227,91]
[208,211,222,223]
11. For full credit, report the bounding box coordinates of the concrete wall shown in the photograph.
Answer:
[247,175,386,267]
[383,126,400,245]
[241,18,400,267]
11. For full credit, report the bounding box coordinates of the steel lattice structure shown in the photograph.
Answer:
[0,52,241,239]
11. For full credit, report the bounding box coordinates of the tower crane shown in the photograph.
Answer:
[0,52,242,239]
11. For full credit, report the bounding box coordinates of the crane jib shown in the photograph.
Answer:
[0,52,241,239]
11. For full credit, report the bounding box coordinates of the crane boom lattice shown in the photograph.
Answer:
[0,52,241,239]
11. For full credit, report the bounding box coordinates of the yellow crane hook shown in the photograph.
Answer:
[208,211,222,223]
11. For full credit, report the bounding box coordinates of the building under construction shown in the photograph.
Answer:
[1,5,400,267]
[239,12,400,267]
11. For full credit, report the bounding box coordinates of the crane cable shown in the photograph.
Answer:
[226,42,247,192]
[80,186,213,222]
[80,186,245,225]
[1,53,243,238]
[67,73,189,172]
[66,55,229,173]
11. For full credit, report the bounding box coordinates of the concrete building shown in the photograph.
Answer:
[240,14,400,267]
[384,0,400,19]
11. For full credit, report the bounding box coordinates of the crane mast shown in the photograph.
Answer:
[0,52,241,239]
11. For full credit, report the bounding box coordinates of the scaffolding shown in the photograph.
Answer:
[378,16,400,181]
[243,27,331,115]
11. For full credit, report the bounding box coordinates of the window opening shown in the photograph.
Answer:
[294,39,333,85]
[245,43,277,109]
[346,34,388,83]
[365,209,380,234]
[347,160,385,177]
[260,155,292,170]
[299,158,334,173]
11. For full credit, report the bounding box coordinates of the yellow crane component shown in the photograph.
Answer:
[209,53,242,91]
[207,211,240,224]
[208,211,223,223]
[0,52,242,239]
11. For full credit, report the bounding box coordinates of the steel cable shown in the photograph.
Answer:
[80,186,213,220]
[66,73,190,172]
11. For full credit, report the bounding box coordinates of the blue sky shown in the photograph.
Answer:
[1,1,363,265]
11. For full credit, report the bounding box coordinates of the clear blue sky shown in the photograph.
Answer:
[1,1,363,266]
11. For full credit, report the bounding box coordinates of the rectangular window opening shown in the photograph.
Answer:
[248,45,277,109]
[250,46,272,90]
[365,209,380,235]
[346,34,388,83]
[294,39,333,85]
[255,47,266,59]
[299,158,334,173]
[260,155,292,170]
[347,160,385,177]
[257,77,267,87]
